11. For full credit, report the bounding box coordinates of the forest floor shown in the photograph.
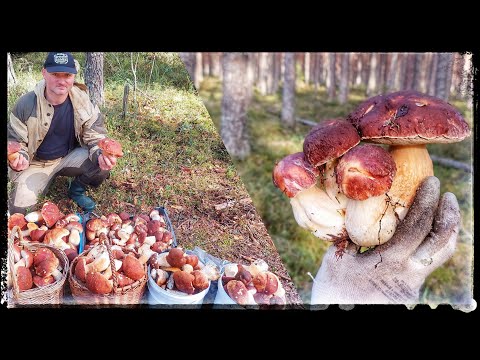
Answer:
[199,76,474,305]
[6,53,303,307]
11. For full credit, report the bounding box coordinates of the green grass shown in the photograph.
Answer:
[6,54,233,250]
[199,76,474,304]
[7,53,301,304]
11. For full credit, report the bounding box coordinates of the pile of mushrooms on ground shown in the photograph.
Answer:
[273,90,471,255]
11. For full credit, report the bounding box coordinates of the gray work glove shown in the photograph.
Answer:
[311,176,475,311]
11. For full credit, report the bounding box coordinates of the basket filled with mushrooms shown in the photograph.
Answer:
[68,233,148,305]
[7,225,69,307]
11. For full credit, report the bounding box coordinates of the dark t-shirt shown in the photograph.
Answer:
[36,96,77,160]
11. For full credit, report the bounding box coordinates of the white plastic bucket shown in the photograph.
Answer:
[213,273,245,309]
[147,271,210,305]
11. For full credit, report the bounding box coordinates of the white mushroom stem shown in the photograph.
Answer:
[387,145,434,220]
[85,251,110,273]
[324,159,348,209]
[25,211,43,223]
[138,244,156,265]
[289,185,346,241]
[52,269,63,281]
[345,194,398,247]
[68,229,81,247]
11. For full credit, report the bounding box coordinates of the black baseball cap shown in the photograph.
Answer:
[44,52,77,74]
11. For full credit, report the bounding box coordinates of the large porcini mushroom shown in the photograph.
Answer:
[272,152,346,242]
[98,138,124,158]
[336,144,398,246]
[347,90,471,221]
[25,201,62,228]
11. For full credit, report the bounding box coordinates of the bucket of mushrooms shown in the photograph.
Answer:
[147,248,220,305]
[68,233,148,305]
[214,259,287,308]
[7,225,69,307]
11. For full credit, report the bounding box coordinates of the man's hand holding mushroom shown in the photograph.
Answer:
[311,176,475,311]
[97,138,123,171]
[7,141,29,172]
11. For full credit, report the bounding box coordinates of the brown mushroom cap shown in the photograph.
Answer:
[98,138,124,157]
[191,270,209,292]
[41,202,62,228]
[122,254,145,281]
[166,248,186,268]
[272,152,320,198]
[86,272,113,294]
[336,144,397,200]
[43,227,70,245]
[173,271,195,294]
[226,279,249,305]
[303,119,361,167]
[17,266,33,291]
[33,274,55,287]
[346,90,471,144]
[8,213,27,231]
[8,140,22,155]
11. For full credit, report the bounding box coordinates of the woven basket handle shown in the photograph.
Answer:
[8,225,25,297]
[99,233,118,289]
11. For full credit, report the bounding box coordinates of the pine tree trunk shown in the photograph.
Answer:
[281,53,296,128]
[461,53,473,99]
[367,53,379,96]
[428,52,438,96]
[412,53,423,91]
[450,53,463,97]
[210,52,222,78]
[435,53,454,100]
[194,52,203,89]
[221,53,252,160]
[327,53,336,100]
[258,52,269,95]
[272,53,282,94]
[203,52,210,76]
[84,52,104,107]
[7,52,16,85]
[338,53,350,104]
[387,53,398,91]
[179,52,196,84]
[304,52,310,84]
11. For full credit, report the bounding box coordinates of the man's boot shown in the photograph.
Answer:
[68,179,96,212]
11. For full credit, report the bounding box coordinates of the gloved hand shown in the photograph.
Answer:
[311,176,475,311]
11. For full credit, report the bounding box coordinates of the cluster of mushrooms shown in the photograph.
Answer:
[85,209,174,261]
[9,242,65,291]
[221,259,286,305]
[273,90,470,254]
[149,248,220,295]
[8,201,83,263]
[72,234,145,294]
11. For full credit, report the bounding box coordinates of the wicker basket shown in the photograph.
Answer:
[68,236,147,305]
[7,226,69,307]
